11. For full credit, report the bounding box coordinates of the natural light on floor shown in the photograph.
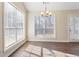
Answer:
[11,44,78,57]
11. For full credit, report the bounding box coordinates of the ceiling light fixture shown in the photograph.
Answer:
[41,2,52,16]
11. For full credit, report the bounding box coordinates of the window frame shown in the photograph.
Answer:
[35,16,56,38]
[69,16,79,40]
[3,2,25,50]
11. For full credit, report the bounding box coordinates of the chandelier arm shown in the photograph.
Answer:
[45,2,47,11]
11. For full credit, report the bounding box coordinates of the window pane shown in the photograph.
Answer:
[16,11,23,28]
[35,16,55,35]
[4,3,17,48]
[4,3,17,28]
[4,29,16,47]
[17,29,24,41]
[16,11,24,40]
[70,16,79,39]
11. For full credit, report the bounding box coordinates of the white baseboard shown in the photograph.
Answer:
[2,40,27,57]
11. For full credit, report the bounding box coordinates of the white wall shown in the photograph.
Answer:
[0,3,4,57]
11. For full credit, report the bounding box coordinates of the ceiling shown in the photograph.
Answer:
[24,2,79,12]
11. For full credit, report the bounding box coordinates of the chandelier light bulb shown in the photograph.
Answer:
[46,11,49,14]
[49,12,52,16]
[41,12,44,15]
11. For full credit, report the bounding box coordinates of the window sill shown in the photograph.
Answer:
[4,39,25,52]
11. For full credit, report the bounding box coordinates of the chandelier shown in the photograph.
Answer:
[40,2,52,16]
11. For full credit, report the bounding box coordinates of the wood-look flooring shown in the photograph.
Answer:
[10,41,79,57]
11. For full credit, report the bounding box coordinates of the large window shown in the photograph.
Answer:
[4,3,25,48]
[69,16,79,40]
[35,16,55,37]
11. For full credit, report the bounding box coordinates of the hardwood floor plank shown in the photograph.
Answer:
[10,41,79,57]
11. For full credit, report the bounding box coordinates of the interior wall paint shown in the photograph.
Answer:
[0,2,28,57]
[28,10,79,42]
[0,2,4,57]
